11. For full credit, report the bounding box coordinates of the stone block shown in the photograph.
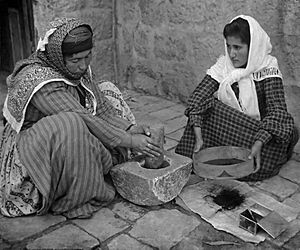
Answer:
[283,198,300,210]
[165,128,184,141]
[165,117,187,135]
[290,192,300,203]
[154,33,187,62]
[110,152,192,206]
[255,175,298,201]
[164,137,179,151]
[282,230,300,250]
[26,224,98,250]
[279,160,300,184]
[270,219,300,247]
[0,214,65,242]
[112,201,147,221]
[0,239,10,250]
[149,108,183,122]
[107,234,152,250]
[73,208,129,242]
[129,209,200,249]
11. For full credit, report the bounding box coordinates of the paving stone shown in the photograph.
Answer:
[164,116,186,135]
[165,128,184,141]
[131,98,174,113]
[291,152,300,162]
[283,230,300,250]
[0,239,10,250]
[269,219,300,247]
[73,208,129,242]
[255,175,298,201]
[283,198,300,211]
[148,108,182,122]
[279,160,300,184]
[134,112,165,125]
[289,192,300,203]
[168,103,186,113]
[172,221,279,250]
[111,152,192,206]
[283,193,300,213]
[294,142,300,155]
[111,201,147,221]
[129,209,200,249]
[26,224,99,249]
[164,137,179,150]
[0,214,65,242]
[107,234,152,250]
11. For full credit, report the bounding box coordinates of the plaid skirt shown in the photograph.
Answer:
[175,99,293,181]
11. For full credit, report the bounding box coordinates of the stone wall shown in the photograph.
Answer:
[33,0,300,102]
[33,0,116,82]
[116,0,300,102]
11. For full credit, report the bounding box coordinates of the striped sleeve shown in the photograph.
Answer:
[30,81,130,148]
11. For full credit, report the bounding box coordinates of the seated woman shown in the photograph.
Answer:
[0,18,162,218]
[176,15,298,181]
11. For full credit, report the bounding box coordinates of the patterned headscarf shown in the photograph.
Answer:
[37,17,93,80]
[4,18,95,133]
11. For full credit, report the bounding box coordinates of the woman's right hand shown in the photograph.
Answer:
[194,126,203,153]
[131,134,162,158]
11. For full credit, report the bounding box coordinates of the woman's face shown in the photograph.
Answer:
[64,49,92,77]
[226,36,249,68]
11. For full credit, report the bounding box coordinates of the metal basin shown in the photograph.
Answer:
[193,146,260,180]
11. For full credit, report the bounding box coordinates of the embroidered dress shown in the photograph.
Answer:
[98,80,136,124]
[0,18,133,218]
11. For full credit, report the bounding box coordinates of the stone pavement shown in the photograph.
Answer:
[0,87,300,250]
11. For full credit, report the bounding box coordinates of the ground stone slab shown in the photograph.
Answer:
[255,175,298,201]
[111,201,147,221]
[73,208,129,242]
[107,234,152,250]
[129,209,200,249]
[0,239,10,250]
[0,214,65,242]
[279,160,300,184]
[283,230,300,250]
[110,152,192,206]
[26,224,99,249]
[270,219,300,247]
[164,137,180,151]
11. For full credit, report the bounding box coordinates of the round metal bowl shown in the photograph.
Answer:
[193,146,260,180]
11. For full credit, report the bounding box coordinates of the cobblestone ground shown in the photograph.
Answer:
[0,87,300,250]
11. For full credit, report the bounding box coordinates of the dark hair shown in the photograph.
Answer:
[223,17,250,47]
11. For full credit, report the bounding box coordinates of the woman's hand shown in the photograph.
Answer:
[128,124,151,136]
[249,140,263,170]
[194,126,203,153]
[131,134,162,157]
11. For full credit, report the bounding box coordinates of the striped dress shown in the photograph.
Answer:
[0,79,134,218]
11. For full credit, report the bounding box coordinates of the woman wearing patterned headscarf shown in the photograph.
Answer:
[0,18,162,218]
[176,15,298,181]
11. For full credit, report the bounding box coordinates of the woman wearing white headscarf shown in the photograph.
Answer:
[176,15,298,181]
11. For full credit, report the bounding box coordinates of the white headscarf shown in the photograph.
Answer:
[207,15,282,120]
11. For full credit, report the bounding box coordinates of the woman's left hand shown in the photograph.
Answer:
[249,140,263,170]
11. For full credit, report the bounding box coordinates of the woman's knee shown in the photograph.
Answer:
[41,112,88,139]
